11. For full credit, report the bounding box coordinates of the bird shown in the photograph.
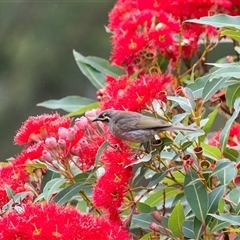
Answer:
[92,109,196,143]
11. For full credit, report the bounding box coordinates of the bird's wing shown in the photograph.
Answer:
[115,112,172,131]
[136,115,173,129]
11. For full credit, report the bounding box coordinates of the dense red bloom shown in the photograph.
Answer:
[108,0,240,72]
[93,137,134,222]
[0,203,131,240]
[208,124,240,147]
[0,162,30,207]
[14,113,72,145]
[99,74,171,111]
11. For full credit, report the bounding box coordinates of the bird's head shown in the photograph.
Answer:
[92,110,116,125]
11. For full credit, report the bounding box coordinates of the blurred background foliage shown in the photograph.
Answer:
[0,1,114,160]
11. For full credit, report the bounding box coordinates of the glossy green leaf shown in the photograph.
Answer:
[209,218,230,232]
[223,147,239,161]
[201,142,221,161]
[53,182,83,205]
[208,186,225,214]
[136,202,152,213]
[221,29,240,42]
[202,76,230,103]
[73,50,123,89]
[168,201,185,238]
[228,188,240,214]
[184,169,209,223]
[162,171,185,185]
[168,96,195,113]
[41,170,60,190]
[67,102,99,117]
[131,213,160,230]
[182,141,193,151]
[74,51,123,77]
[209,213,240,226]
[132,213,170,235]
[220,98,240,151]
[211,161,237,185]
[182,220,195,239]
[193,217,204,239]
[186,14,240,29]
[226,84,240,109]
[144,187,180,207]
[2,191,31,212]
[200,107,219,142]
[43,178,66,201]
[147,172,168,188]
[37,96,95,112]
[188,74,209,99]
[6,186,15,198]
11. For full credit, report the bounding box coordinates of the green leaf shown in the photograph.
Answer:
[182,141,193,151]
[67,102,99,117]
[209,218,230,233]
[221,29,240,42]
[220,98,240,151]
[223,147,239,161]
[201,142,221,161]
[132,213,169,233]
[193,217,204,239]
[184,169,209,223]
[208,186,225,214]
[37,96,96,112]
[200,107,219,142]
[182,220,195,239]
[228,188,240,214]
[53,182,84,205]
[43,178,66,201]
[144,187,180,207]
[147,172,168,189]
[209,213,240,226]
[186,14,240,29]
[41,170,60,191]
[168,202,185,238]
[211,161,237,185]
[73,50,123,89]
[188,74,209,99]
[131,213,159,230]
[2,192,31,212]
[202,76,230,103]
[136,202,152,213]
[168,96,195,113]
[226,84,240,109]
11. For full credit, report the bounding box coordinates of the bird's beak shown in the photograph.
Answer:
[92,116,100,122]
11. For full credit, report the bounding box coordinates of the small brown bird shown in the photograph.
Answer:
[92,109,196,143]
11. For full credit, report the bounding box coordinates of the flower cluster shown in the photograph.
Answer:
[98,73,170,111]
[0,202,131,240]
[209,124,240,147]
[93,136,134,223]
[108,0,240,73]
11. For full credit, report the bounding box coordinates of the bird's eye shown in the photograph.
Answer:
[101,114,110,122]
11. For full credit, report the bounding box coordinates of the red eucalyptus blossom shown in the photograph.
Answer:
[0,203,131,240]
[98,74,171,111]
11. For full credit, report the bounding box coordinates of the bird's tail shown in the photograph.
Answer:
[169,125,197,132]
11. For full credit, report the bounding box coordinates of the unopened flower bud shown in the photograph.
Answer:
[58,127,68,139]
[75,117,88,129]
[58,139,66,149]
[149,222,160,232]
[67,128,75,141]
[45,137,57,149]
[42,150,53,162]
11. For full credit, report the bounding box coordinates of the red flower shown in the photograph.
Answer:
[99,74,171,111]
[14,113,72,145]
[209,124,240,147]
[0,203,131,240]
